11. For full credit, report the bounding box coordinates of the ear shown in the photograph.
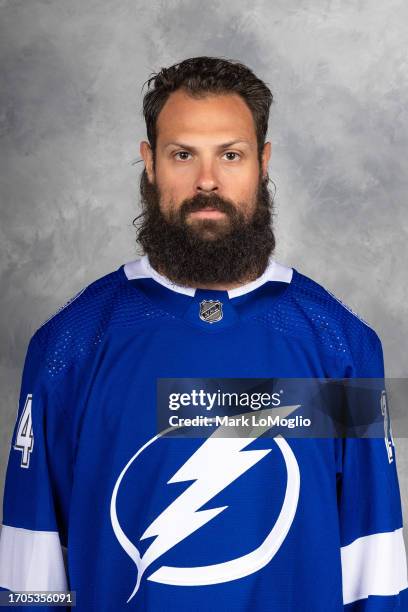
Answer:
[261,141,272,180]
[140,140,155,183]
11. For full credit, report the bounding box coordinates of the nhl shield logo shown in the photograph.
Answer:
[199,300,223,323]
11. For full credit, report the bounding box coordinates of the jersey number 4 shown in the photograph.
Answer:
[14,393,34,469]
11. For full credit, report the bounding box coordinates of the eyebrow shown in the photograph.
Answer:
[164,139,252,151]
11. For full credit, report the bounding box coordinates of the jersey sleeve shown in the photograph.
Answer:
[0,332,73,603]
[337,330,408,610]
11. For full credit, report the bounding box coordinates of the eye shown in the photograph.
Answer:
[174,151,192,161]
[222,151,241,161]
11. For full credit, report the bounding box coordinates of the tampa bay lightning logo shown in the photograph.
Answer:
[110,408,300,603]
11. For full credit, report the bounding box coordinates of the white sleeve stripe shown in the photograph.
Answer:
[0,524,67,592]
[341,527,408,604]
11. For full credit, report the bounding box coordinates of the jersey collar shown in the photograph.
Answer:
[123,254,293,298]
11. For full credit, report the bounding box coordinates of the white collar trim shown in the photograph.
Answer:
[124,254,293,298]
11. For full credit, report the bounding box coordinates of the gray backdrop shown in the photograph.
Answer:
[1,0,407,550]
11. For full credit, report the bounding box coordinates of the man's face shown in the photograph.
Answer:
[149,89,266,233]
[138,89,275,286]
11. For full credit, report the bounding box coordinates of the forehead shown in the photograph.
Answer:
[156,89,257,146]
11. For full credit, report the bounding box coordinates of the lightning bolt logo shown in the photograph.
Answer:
[110,406,300,602]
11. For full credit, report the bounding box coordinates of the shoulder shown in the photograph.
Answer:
[287,267,383,373]
[42,267,124,325]
[29,265,128,378]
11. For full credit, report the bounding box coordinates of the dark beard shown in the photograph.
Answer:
[133,169,276,287]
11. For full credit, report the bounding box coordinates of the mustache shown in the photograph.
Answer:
[178,193,238,219]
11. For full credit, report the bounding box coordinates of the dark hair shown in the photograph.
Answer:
[142,56,273,161]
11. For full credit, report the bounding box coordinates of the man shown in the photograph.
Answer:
[0,56,407,611]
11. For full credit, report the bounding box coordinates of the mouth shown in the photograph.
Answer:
[189,207,226,219]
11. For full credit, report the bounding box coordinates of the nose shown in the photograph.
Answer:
[195,160,218,193]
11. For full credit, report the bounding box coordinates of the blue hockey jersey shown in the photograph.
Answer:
[0,254,407,611]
